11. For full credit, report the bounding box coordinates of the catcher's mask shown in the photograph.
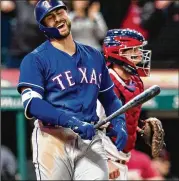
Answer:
[34,0,67,39]
[103,29,152,77]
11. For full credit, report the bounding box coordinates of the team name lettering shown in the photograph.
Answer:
[90,69,97,84]
[79,67,88,83]
[52,74,65,90]
[64,71,75,86]
[52,67,102,90]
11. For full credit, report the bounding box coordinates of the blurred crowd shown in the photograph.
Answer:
[1,0,179,180]
[1,145,17,181]
[1,0,179,69]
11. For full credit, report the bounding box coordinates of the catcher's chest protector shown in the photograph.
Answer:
[109,70,144,152]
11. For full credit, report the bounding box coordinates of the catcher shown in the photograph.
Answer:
[97,28,165,180]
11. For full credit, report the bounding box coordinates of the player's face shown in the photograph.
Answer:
[43,8,71,38]
[122,47,142,65]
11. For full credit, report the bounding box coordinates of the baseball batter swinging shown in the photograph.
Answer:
[97,29,164,180]
[17,1,128,180]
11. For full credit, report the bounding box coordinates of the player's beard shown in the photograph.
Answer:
[57,19,71,40]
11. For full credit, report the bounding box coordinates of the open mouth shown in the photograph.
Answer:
[131,55,139,60]
[56,22,65,30]
[131,53,143,60]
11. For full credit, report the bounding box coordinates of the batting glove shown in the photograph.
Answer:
[107,120,128,151]
[67,116,95,140]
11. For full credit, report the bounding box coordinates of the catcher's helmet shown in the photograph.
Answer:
[103,29,152,77]
[34,0,67,39]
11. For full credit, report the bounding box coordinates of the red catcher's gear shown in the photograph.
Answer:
[103,29,152,77]
[108,69,144,153]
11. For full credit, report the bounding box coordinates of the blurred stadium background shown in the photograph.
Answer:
[1,0,179,180]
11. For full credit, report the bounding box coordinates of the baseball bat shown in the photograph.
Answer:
[94,85,161,129]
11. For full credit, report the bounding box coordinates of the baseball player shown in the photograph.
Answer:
[17,1,128,180]
[97,28,164,180]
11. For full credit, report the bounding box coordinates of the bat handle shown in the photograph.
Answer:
[94,120,106,129]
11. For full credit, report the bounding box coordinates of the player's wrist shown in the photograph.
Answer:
[57,112,71,127]
[57,113,83,130]
[58,115,95,140]
[67,116,84,130]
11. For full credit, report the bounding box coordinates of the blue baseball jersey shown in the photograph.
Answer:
[17,40,113,123]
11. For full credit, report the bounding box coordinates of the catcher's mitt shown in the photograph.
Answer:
[139,117,165,158]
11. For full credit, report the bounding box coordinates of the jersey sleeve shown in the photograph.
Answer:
[17,53,44,95]
[99,55,114,92]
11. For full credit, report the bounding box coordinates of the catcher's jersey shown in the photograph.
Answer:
[108,69,144,153]
[97,68,144,153]
[17,40,113,123]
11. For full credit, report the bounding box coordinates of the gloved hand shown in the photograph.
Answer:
[67,116,96,140]
[138,117,165,158]
[106,119,128,151]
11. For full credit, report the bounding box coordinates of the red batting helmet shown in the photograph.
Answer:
[103,29,152,77]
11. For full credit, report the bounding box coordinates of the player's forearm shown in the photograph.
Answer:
[27,98,71,126]
[27,98,96,139]
[98,88,125,124]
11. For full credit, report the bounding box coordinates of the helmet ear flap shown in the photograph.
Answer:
[39,24,62,39]
[34,0,67,39]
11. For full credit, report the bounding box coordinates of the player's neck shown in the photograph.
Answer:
[113,65,131,80]
[50,34,76,56]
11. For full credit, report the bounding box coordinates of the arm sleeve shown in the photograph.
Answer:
[17,53,45,95]
[27,98,71,126]
[98,53,125,124]
[99,55,114,92]
[98,87,125,125]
